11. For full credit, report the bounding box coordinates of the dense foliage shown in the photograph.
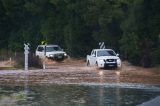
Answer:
[0,0,159,67]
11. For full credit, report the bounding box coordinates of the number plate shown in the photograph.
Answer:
[58,56,62,58]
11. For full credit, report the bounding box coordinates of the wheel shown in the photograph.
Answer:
[95,61,99,69]
[116,65,122,70]
[96,61,98,66]
[87,60,90,66]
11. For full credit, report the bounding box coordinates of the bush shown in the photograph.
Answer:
[13,53,24,68]
[14,53,43,69]
[151,49,160,66]
[28,54,43,69]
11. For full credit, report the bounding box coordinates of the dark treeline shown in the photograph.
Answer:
[0,0,160,67]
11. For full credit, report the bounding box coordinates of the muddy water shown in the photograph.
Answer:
[0,84,160,106]
[0,60,160,105]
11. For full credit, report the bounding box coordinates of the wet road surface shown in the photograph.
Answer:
[0,59,159,85]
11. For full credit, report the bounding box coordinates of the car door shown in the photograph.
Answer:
[36,46,45,57]
[90,50,97,65]
[93,50,97,65]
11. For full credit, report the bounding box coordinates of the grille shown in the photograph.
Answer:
[54,53,64,56]
[106,59,115,62]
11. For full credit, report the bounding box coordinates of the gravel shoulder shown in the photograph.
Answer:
[0,59,159,86]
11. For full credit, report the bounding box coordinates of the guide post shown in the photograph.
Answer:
[24,43,30,71]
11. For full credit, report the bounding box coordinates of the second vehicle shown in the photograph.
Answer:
[35,45,68,61]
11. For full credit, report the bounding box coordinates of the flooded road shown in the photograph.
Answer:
[0,59,160,105]
[0,59,159,85]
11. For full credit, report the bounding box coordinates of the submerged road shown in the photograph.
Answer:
[0,59,159,86]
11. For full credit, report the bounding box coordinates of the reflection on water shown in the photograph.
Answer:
[0,84,160,106]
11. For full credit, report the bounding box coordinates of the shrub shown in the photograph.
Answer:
[151,49,160,66]
[28,54,43,69]
[14,53,43,69]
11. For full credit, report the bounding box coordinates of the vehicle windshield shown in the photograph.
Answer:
[97,50,116,57]
[46,46,62,52]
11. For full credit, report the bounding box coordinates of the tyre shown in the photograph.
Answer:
[87,60,90,66]
[95,61,99,69]
[96,61,98,66]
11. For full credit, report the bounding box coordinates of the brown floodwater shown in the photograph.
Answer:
[0,59,160,106]
[0,59,159,85]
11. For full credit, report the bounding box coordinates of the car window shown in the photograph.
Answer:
[94,51,96,57]
[97,50,116,57]
[46,46,61,52]
[91,50,94,55]
[37,47,44,52]
[91,51,96,57]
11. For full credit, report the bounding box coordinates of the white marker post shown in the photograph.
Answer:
[24,43,30,71]
[42,45,46,70]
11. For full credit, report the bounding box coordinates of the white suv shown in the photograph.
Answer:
[35,45,67,60]
[87,49,121,68]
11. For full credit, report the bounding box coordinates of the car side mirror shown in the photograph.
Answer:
[116,54,119,57]
[92,54,96,57]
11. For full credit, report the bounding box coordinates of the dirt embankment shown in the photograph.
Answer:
[0,59,159,85]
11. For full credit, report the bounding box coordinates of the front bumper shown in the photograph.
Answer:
[98,62,117,68]
[98,59,121,68]
[48,54,68,60]
[104,63,117,68]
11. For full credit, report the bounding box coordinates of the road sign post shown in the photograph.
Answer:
[99,42,105,49]
[24,43,30,71]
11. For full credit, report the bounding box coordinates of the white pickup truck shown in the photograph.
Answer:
[86,49,121,68]
[35,45,68,61]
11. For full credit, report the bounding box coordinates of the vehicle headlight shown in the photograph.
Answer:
[117,59,121,63]
[99,59,104,62]
[49,54,54,57]
[64,53,67,56]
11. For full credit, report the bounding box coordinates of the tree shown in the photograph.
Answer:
[120,0,160,67]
